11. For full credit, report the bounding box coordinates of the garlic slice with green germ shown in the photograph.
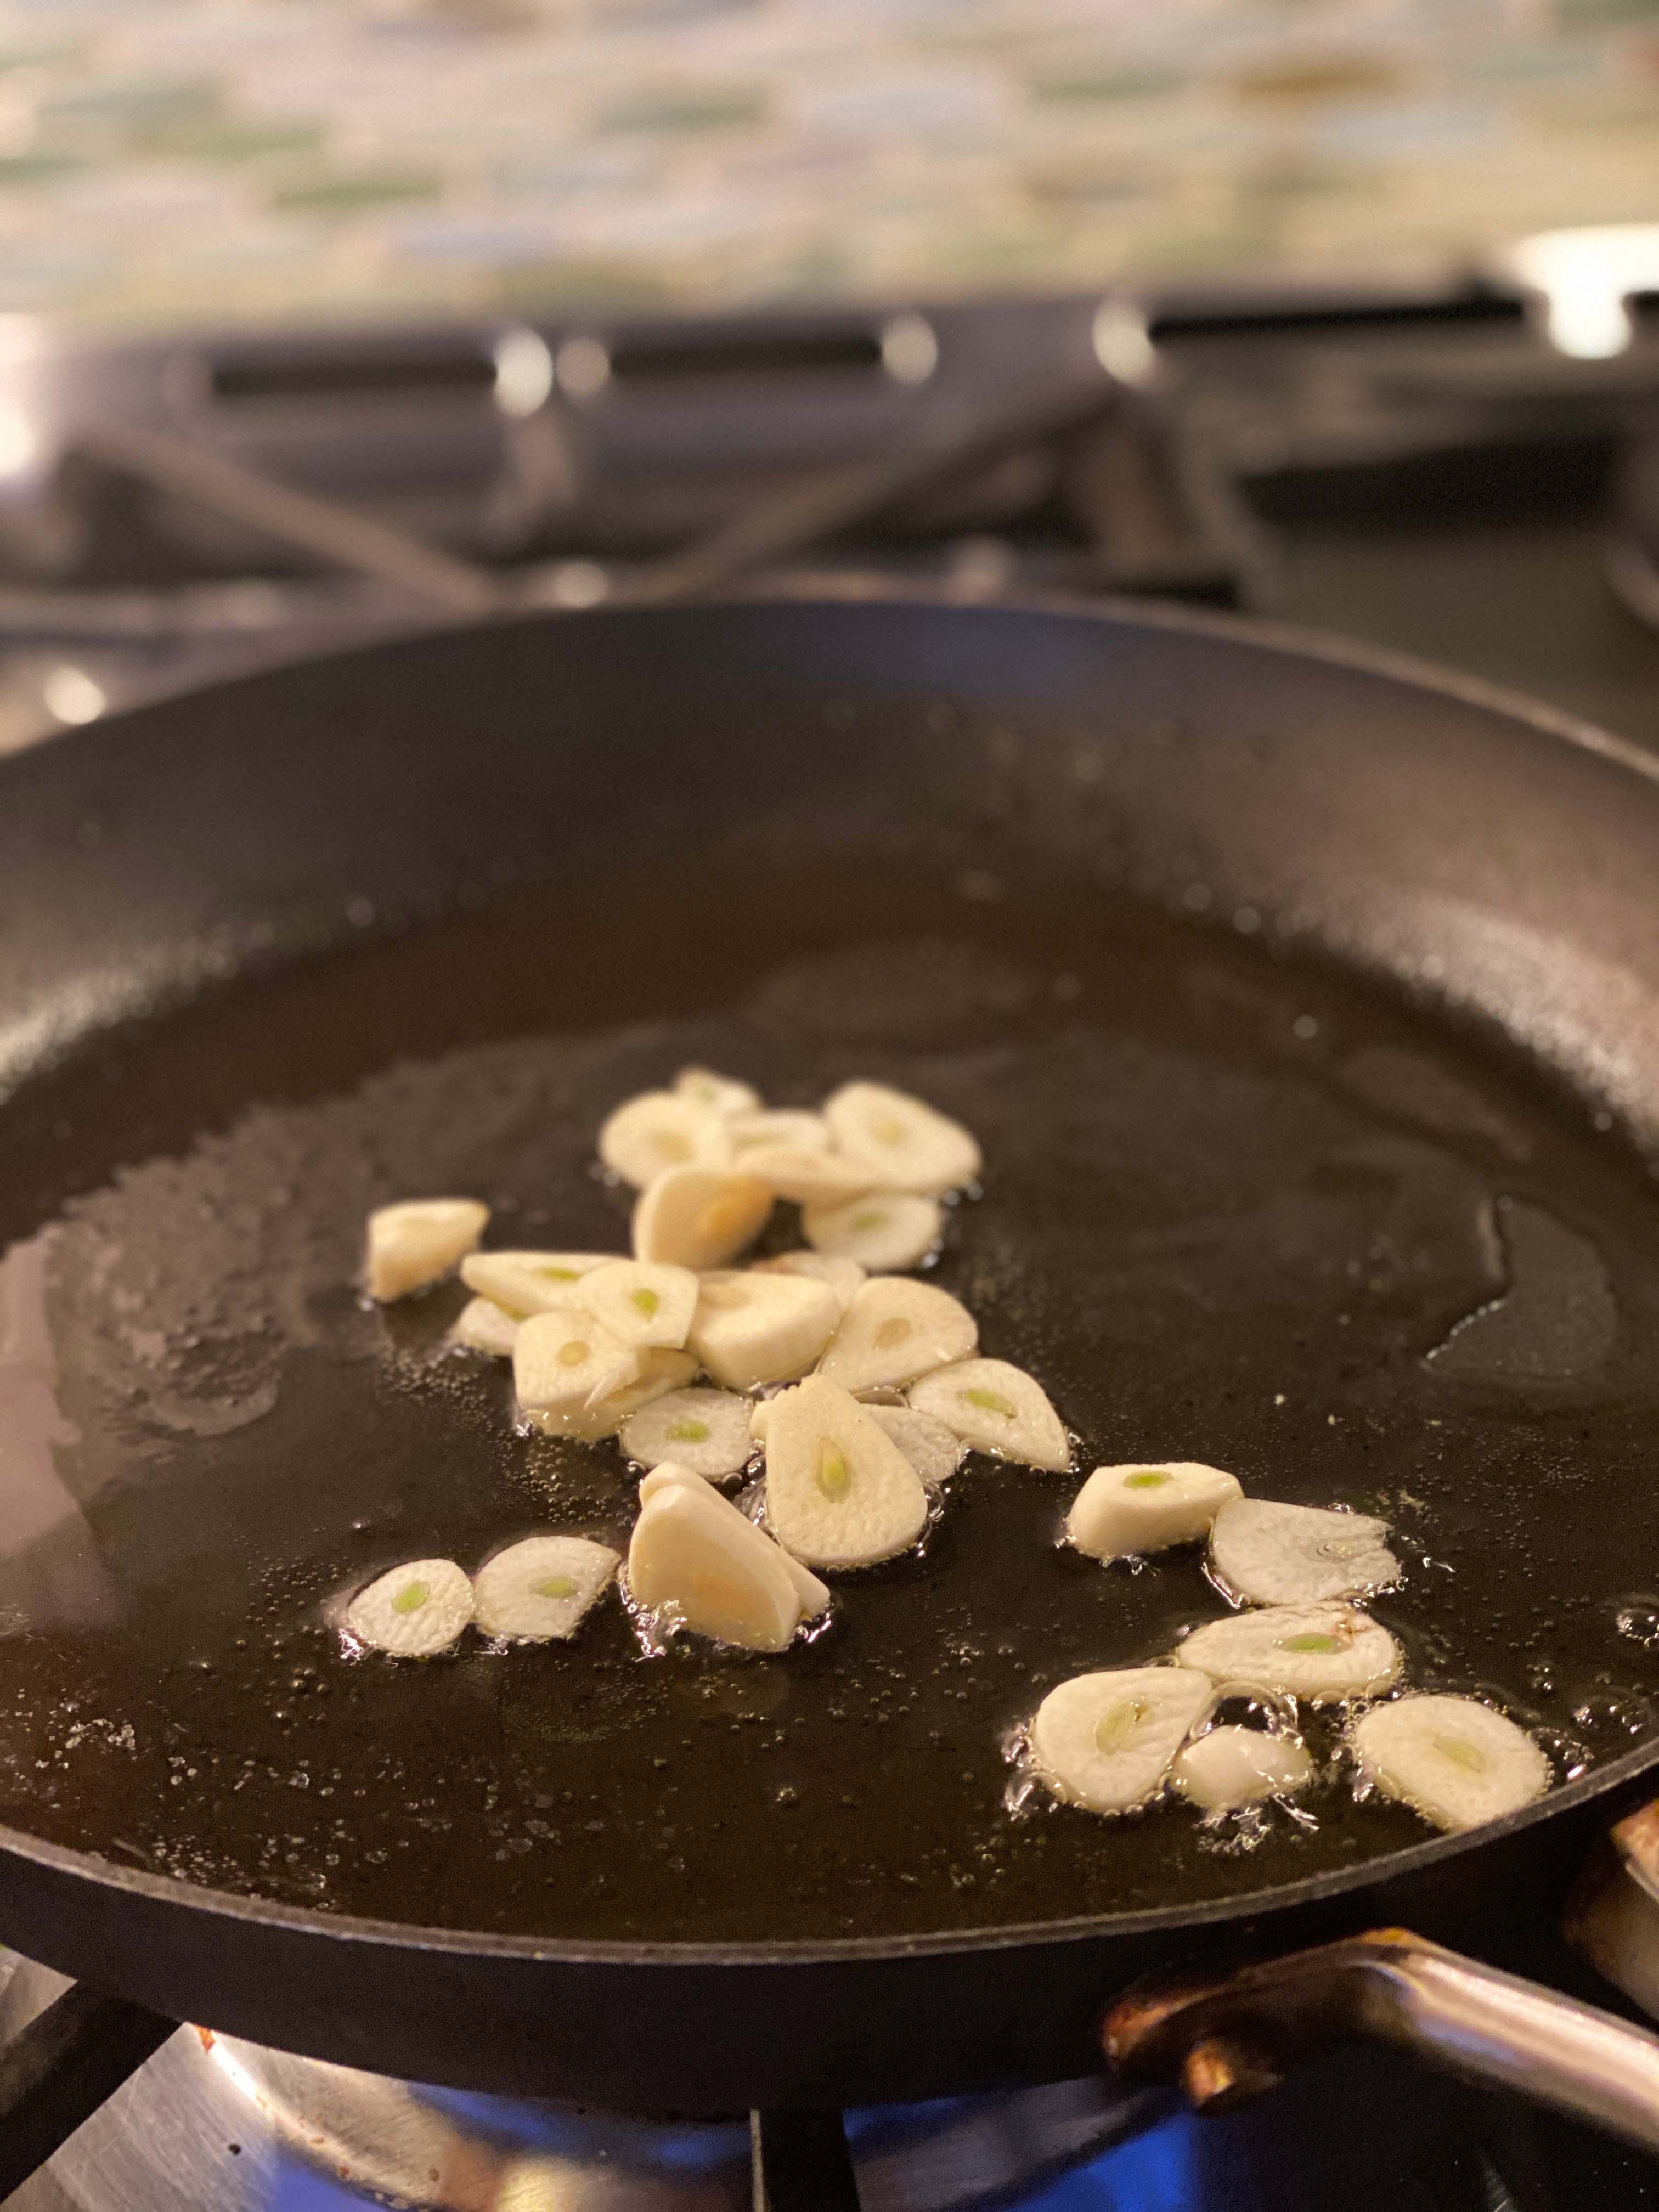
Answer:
[632,1166,773,1271]
[346,1558,473,1657]
[449,1296,521,1358]
[730,1109,832,1156]
[473,1536,619,1643]
[751,1250,866,1312]
[763,1376,930,1569]
[1172,1726,1314,1811]
[907,1357,1070,1472]
[365,1200,489,1302]
[627,1463,825,1651]
[1176,1603,1402,1703]
[619,1386,755,1480]
[514,1308,640,1430]
[522,1348,697,1441]
[1350,1694,1549,1832]
[1066,1462,1242,1562]
[802,1191,942,1272]
[461,1250,615,1319]
[822,1081,981,1195]
[1029,1667,1212,1815]
[688,1269,840,1392]
[674,1066,762,1119]
[866,1404,965,1491]
[1209,1498,1400,1607]
[741,1146,876,1209]
[600,1092,733,1188]
[577,1259,699,1350]
[816,1277,977,1396]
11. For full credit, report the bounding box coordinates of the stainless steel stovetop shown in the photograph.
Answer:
[7,270,1659,2209]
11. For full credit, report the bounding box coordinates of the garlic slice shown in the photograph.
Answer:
[1350,1694,1550,1832]
[473,1535,619,1643]
[619,1386,756,1480]
[730,1110,832,1155]
[868,1404,966,1490]
[600,1092,733,1188]
[741,1146,876,1209]
[460,1249,615,1319]
[542,1348,696,1440]
[1209,1498,1401,1607]
[578,1259,699,1350]
[816,1278,978,1396]
[752,1250,867,1312]
[688,1270,840,1392]
[514,1308,640,1429]
[1176,1604,1402,1703]
[822,1081,981,1195]
[1066,1462,1242,1562]
[674,1066,763,1119]
[1172,1726,1314,1810]
[449,1296,521,1358]
[632,1167,773,1271]
[802,1192,943,1272]
[763,1376,931,1569]
[346,1559,473,1657]
[907,1357,1070,1472]
[1029,1667,1212,1815]
[639,1465,831,1618]
[365,1200,488,1302]
[627,1464,823,1651]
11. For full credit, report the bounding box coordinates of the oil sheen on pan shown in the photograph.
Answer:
[1,861,1657,1948]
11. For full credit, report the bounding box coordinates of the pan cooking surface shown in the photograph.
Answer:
[2,857,1658,1946]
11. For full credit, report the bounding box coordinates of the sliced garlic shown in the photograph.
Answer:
[365,1200,488,1302]
[632,1166,773,1271]
[514,1308,640,1429]
[346,1559,473,1657]
[741,1146,876,1209]
[687,1269,840,1392]
[752,1250,867,1312]
[674,1066,762,1119]
[1066,1462,1242,1562]
[763,1376,930,1569]
[619,1386,756,1480]
[578,1259,699,1350]
[1350,1694,1550,1832]
[1176,1604,1403,1703]
[822,1081,981,1195]
[802,1192,943,1272]
[1209,1498,1400,1607]
[816,1277,978,1396]
[449,1296,521,1359]
[473,1536,619,1643]
[1172,1726,1314,1811]
[868,1404,966,1490]
[730,1110,832,1155]
[460,1249,615,1319]
[537,1348,697,1441]
[907,1357,1070,1472]
[639,1465,831,1619]
[1029,1667,1212,1815]
[599,1092,732,1188]
[627,1465,821,1651]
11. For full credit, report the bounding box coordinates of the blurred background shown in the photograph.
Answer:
[0,0,1656,755]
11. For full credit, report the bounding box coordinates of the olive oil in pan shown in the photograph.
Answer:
[1,862,1657,1944]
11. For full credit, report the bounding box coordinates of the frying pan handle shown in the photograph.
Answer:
[1102,1926,1659,2153]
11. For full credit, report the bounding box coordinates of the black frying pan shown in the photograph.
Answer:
[3,589,1659,2119]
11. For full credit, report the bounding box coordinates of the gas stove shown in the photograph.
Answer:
[7,262,1659,2208]
[4,253,1659,760]
[0,1944,1654,2212]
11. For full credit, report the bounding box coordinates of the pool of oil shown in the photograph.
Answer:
[2,859,1658,1945]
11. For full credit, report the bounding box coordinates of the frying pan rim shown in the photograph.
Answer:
[3,580,1657,1973]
